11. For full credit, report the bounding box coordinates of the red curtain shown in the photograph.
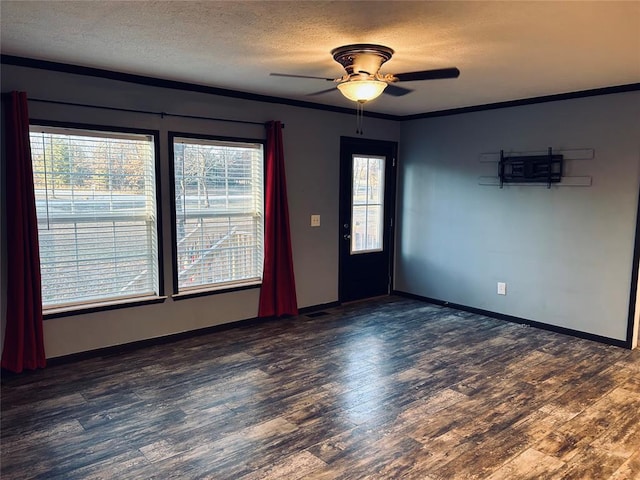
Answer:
[258,121,298,317]
[2,91,46,373]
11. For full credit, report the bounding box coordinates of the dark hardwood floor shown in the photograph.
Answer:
[2,296,639,479]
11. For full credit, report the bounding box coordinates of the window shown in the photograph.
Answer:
[351,155,385,253]
[29,125,160,310]
[171,135,264,293]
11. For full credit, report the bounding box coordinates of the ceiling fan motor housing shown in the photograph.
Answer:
[331,44,394,78]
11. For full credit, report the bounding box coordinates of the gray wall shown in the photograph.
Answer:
[2,63,638,358]
[0,64,400,358]
[396,92,640,342]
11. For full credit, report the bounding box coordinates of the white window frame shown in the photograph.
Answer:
[170,133,264,296]
[29,123,162,313]
[350,154,386,255]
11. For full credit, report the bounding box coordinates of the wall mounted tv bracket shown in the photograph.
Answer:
[499,147,563,188]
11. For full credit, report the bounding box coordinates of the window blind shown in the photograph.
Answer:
[29,126,159,308]
[173,137,263,292]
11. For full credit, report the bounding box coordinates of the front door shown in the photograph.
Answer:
[339,137,397,302]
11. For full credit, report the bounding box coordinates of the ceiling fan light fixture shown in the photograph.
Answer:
[337,79,387,103]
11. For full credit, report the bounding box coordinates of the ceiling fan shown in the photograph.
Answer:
[271,44,460,104]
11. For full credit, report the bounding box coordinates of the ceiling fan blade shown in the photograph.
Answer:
[270,73,335,81]
[384,84,413,97]
[394,67,460,82]
[306,87,337,96]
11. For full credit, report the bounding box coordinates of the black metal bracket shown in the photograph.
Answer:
[499,147,563,189]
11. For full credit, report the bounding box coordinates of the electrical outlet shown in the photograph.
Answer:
[310,214,321,227]
[497,282,507,295]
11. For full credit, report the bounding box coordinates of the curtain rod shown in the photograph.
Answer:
[27,98,282,128]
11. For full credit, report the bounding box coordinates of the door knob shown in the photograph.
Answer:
[344,224,350,229]
[344,234,351,239]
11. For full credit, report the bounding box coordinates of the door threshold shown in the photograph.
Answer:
[340,294,391,305]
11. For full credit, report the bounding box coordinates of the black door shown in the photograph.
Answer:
[339,137,397,302]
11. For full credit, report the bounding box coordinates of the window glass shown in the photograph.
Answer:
[351,155,385,253]
[29,126,159,309]
[172,136,263,292]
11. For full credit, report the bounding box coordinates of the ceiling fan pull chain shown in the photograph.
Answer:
[356,101,365,135]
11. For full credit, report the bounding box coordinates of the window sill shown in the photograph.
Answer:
[43,295,168,319]
[171,282,261,301]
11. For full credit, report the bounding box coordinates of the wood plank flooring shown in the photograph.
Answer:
[2,296,639,479]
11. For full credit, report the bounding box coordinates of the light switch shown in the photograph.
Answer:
[311,214,321,227]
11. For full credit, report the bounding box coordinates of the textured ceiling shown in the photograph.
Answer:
[1,1,639,116]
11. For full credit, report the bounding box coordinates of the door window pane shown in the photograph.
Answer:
[351,155,385,254]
